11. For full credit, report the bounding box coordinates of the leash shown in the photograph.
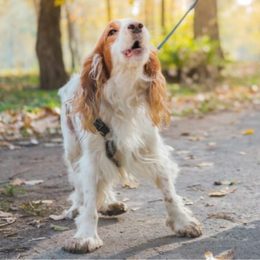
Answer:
[157,0,199,50]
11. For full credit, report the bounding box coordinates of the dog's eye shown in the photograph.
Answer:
[108,29,117,37]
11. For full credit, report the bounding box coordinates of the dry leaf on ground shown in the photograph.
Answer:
[10,178,26,186]
[24,180,44,186]
[33,200,53,205]
[208,188,237,197]
[197,162,214,168]
[214,180,235,186]
[207,212,236,222]
[50,224,69,232]
[205,249,235,260]
[0,211,16,228]
[49,212,68,221]
[130,207,140,211]
[10,178,44,186]
[241,129,255,135]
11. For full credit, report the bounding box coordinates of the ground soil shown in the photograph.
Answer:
[0,107,260,259]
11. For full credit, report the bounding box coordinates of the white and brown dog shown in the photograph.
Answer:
[59,19,202,254]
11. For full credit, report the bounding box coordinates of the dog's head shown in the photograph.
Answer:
[76,19,170,132]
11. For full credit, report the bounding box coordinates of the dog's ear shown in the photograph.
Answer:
[75,53,108,132]
[144,50,171,127]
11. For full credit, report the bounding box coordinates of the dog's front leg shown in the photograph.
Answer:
[63,151,103,254]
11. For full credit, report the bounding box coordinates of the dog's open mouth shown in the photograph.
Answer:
[123,40,143,58]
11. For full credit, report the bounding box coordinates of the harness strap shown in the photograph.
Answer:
[93,118,120,167]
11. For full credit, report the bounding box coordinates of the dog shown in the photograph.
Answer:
[58,18,202,254]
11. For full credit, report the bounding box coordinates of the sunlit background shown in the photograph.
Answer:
[0,0,259,72]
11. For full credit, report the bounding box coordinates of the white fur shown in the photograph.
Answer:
[59,19,201,253]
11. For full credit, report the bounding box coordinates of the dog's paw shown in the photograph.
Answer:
[166,216,202,238]
[100,202,127,216]
[63,237,103,254]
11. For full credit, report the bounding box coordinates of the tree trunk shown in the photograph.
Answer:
[194,0,223,58]
[161,0,166,35]
[65,2,80,71]
[106,0,112,22]
[144,0,155,31]
[36,0,68,90]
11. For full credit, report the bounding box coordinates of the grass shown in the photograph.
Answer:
[0,185,26,197]
[0,64,259,115]
[168,83,199,96]
[0,74,60,112]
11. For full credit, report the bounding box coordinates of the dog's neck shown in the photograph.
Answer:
[102,66,148,115]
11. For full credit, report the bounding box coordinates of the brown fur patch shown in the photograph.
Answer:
[144,50,171,127]
[73,21,120,132]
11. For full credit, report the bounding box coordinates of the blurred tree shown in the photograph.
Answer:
[144,0,155,32]
[31,0,39,18]
[161,0,166,34]
[106,0,112,22]
[36,0,68,89]
[65,2,80,71]
[194,0,223,58]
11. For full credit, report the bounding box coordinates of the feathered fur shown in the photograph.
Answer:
[59,19,202,254]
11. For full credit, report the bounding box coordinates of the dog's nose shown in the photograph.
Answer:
[127,22,143,34]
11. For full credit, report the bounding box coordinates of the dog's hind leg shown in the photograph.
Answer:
[97,178,128,216]
[151,154,202,238]
[142,134,202,238]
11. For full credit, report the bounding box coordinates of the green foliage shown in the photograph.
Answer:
[1,185,26,197]
[0,74,60,112]
[168,83,198,96]
[160,36,222,69]
[157,19,225,84]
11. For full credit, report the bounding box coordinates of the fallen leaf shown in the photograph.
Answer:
[0,211,13,218]
[209,188,237,197]
[43,143,59,148]
[176,150,191,155]
[180,132,190,136]
[130,207,140,211]
[49,212,67,221]
[242,129,254,135]
[24,180,44,186]
[214,180,235,186]
[188,136,205,141]
[33,200,53,205]
[205,249,235,260]
[207,212,236,222]
[0,211,16,228]
[50,224,69,231]
[197,162,214,168]
[208,142,217,148]
[28,237,46,242]
[10,178,26,186]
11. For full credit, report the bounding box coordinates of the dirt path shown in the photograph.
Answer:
[0,107,260,259]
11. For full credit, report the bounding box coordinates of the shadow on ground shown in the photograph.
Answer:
[32,220,260,259]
